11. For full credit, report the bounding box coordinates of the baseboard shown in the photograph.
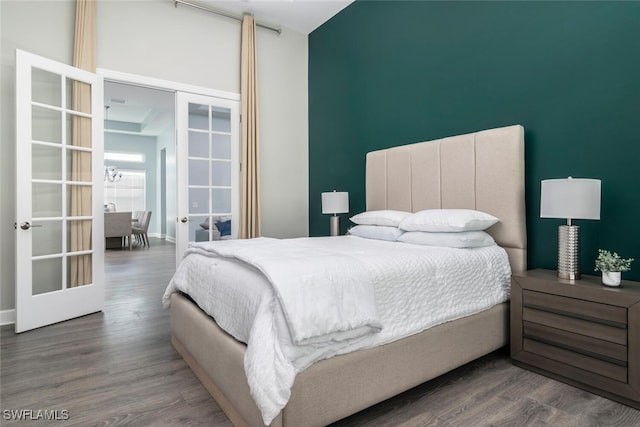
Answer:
[0,309,15,326]
[149,232,175,242]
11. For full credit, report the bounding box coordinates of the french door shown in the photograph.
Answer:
[15,50,104,333]
[175,92,240,265]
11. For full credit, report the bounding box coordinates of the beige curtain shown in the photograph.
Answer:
[240,15,261,239]
[69,0,96,287]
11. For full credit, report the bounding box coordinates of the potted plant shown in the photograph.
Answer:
[594,249,634,287]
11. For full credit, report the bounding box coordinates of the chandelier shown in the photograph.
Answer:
[104,105,122,183]
[104,166,123,182]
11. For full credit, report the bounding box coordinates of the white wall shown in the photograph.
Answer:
[0,0,309,312]
[258,19,309,238]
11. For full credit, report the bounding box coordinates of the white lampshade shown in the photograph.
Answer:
[321,191,349,214]
[540,178,601,220]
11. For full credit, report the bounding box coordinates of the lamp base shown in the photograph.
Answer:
[557,225,580,280]
[330,216,340,236]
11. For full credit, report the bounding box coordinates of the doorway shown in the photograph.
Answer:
[100,69,241,265]
[103,81,176,251]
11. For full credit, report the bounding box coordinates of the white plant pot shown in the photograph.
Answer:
[602,271,621,287]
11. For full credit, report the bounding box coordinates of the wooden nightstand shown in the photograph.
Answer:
[511,269,640,409]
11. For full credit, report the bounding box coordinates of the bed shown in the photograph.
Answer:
[167,124,526,426]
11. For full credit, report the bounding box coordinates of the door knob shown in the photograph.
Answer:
[180,217,189,223]
[19,222,43,230]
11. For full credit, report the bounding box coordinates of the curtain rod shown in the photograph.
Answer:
[174,0,282,35]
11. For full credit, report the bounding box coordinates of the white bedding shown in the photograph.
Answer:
[162,236,511,425]
[177,237,382,346]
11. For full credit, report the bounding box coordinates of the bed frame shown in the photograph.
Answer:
[170,124,527,426]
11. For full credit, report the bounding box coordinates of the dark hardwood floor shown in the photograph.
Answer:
[2,237,640,426]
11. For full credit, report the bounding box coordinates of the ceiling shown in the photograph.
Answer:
[104,81,175,137]
[104,1,353,139]
[195,0,354,35]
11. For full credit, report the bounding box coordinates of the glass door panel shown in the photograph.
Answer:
[66,114,92,146]
[67,220,93,252]
[32,183,62,217]
[66,78,92,114]
[212,189,231,213]
[211,108,231,132]
[66,149,92,182]
[211,161,231,186]
[66,185,93,216]
[188,131,208,157]
[32,144,62,180]
[32,67,61,107]
[212,133,230,159]
[67,255,92,287]
[189,215,206,242]
[32,106,62,143]
[188,188,209,214]
[188,104,208,129]
[188,159,209,186]
[32,220,63,257]
[32,258,63,295]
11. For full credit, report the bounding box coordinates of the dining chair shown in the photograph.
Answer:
[104,211,133,250]
[133,211,144,224]
[132,211,152,247]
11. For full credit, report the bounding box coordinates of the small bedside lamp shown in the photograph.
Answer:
[540,177,601,280]
[321,190,349,236]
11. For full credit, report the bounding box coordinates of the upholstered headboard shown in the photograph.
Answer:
[366,125,527,273]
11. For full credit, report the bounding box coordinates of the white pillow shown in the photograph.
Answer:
[350,210,411,227]
[398,209,498,232]
[348,225,404,241]
[398,231,496,248]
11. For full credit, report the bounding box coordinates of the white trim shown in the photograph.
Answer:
[0,309,16,326]
[97,68,240,101]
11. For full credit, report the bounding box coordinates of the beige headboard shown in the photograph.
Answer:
[366,125,527,273]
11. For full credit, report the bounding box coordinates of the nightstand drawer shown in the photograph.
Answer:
[523,289,627,326]
[523,307,627,345]
[523,338,627,383]
[523,321,628,362]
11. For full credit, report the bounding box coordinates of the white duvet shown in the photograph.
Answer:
[162,236,511,425]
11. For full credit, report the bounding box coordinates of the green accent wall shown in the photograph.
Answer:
[309,1,640,280]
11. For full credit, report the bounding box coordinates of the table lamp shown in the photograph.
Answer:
[540,177,601,280]
[321,190,349,236]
